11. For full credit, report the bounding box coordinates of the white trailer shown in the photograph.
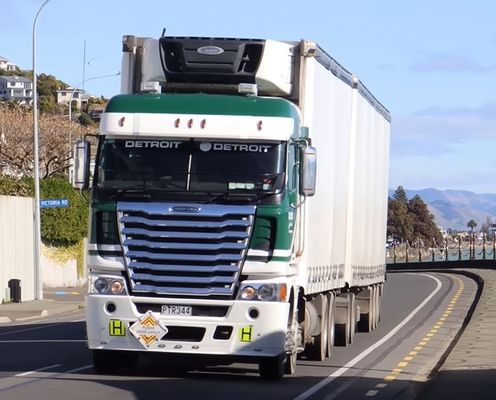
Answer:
[73,35,390,378]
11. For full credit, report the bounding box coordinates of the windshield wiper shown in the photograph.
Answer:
[97,185,151,201]
[206,192,257,204]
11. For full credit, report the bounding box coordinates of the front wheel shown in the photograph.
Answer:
[284,350,297,375]
[259,354,286,380]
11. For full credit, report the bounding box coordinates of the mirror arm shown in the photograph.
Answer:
[290,193,307,209]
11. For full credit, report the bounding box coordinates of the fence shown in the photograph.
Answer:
[387,235,496,264]
[0,195,35,302]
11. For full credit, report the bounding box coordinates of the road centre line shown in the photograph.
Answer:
[294,273,442,400]
[0,322,69,336]
[0,340,85,344]
[382,275,464,382]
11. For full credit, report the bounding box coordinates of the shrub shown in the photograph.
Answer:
[40,177,89,245]
[0,176,89,245]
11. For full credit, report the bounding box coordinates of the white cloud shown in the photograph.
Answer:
[411,53,496,73]
[391,102,496,157]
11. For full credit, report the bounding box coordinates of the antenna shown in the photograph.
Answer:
[161,28,166,37]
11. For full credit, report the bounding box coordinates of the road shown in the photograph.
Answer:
[0,272,477,400]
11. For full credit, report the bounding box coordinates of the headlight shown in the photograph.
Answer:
[240,286,257,300]
[237,283,287,302]
[110,280,125,295]
[257,284,276,301]
[90,276,127,295]
[94,278,109,294]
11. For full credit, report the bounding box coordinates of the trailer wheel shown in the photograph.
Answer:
[349,293,357,344]
[358,287,375,333]
[259,354,286,380]
[305,295,328,361]
[372,285,379,330]
[326,292,335,357]
[375,283,383,327]
[335,293,356,346]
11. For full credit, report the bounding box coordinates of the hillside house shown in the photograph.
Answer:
[0,56,17,72]
[56,87,90,110]
[0,76,33,104]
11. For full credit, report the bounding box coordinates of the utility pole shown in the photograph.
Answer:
[32,0,52,300]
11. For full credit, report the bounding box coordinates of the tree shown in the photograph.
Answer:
[387,186,443,244]
[408,195,443,244]
[387,186,414,242]
[0,102,93,178]
[37,73,68,114]
[467,219,477,233]
[392,185,409,203]
[481,216,494,235]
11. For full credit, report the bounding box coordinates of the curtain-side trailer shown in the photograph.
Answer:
[73,35,391,379]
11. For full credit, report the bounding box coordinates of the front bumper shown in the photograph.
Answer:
[86,295,290,358]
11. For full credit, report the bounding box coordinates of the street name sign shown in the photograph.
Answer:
[40,198,70,208]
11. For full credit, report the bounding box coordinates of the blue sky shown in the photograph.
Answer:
[2,0,496,193]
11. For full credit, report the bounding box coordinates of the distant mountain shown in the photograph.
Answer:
[388,188,496,231]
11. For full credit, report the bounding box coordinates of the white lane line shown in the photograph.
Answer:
[365,390,379,397]
[15,364,61,377]
[0,340,85,344]
[0,323,67,336]
[294,274,442,400]
[0,364,93,394]
[63,364,93,374]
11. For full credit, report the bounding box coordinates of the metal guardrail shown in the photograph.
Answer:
[386,236,496,264]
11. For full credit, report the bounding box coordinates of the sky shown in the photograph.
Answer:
[2,0,496,193]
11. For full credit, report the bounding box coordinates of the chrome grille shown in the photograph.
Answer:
[117,202,256,297]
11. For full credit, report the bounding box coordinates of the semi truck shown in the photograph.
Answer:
[73,34,390,379]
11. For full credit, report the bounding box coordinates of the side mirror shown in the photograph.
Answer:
[72,140,90,190]
[300,145,317,197]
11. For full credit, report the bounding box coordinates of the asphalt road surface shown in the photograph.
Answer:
[0,272,477,400]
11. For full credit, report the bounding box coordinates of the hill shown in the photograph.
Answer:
[389,188,496,231]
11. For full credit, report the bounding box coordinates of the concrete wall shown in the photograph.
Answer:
[41,247,86,288]
[0,195,35,302]
[1,195,85,302]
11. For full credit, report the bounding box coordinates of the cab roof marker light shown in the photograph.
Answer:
[118,117,125,127]
[188,119,193,129]
[257,120,263,131]
[238,83,258,96]
[174,118,180,128]
[140,81,161,93]
[200,119,206,129]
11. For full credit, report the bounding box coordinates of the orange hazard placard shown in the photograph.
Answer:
[129,311,168,348]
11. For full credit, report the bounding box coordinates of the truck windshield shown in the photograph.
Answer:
[94,138,286,199]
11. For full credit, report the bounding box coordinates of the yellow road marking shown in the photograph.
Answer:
[378,273,465,387]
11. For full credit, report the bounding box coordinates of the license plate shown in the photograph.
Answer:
[161,305,192,316]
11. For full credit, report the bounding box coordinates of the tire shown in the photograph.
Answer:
[372,285,379,330]
[259,354,286,380]
[334,322,349,347]
[284,350,297,375]
[305,295,328,361]
[376,284,383,327]
[326,292,335,358]
[357,287,374,333]
[335,293,355,346]
[349,293,356,345]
